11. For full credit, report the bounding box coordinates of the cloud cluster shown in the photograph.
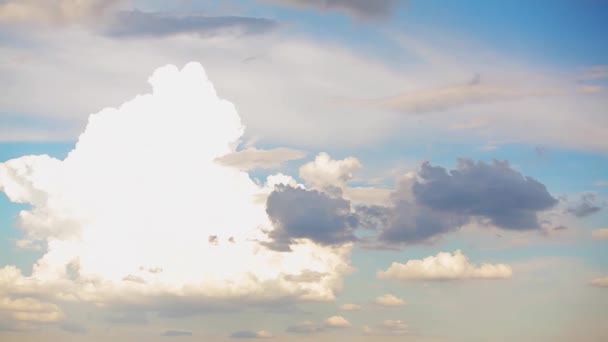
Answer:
[299,152,361,190]
[0,63,353,314]
[378,250,512,281]
[367,159,558,246]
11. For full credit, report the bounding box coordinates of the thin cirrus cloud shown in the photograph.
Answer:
[0,0,122,25]
[0,63,354,319]
[363,320,408,336]
[162,330,193,337]
[259,0,400,19]
[351,77,558,115]
[377,250,513,281]
[230,330,273,339]
[216,147,306,171]
[104,11,278,38]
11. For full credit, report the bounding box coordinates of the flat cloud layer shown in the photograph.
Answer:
[378,250,512,281]
[0,63,353,314]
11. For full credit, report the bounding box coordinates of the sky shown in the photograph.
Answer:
[0,1,607,341]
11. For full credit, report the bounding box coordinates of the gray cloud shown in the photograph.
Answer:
[265,186,358,251]
[162,330,193,337]
[216,147,306,171]
[413,159,557,230]
[104,11,277,38]
[259,0,399,19]
[565,193,602,217]
[60,322,88,334]
[358,159,557,247]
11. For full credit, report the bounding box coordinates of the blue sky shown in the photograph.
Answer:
[0,1,607,341]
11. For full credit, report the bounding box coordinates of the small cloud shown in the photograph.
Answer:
[592,228,608,239]
[363,320,408,336]
[594,180,608,187]
[60,322,87,334]
[216,147,306,171]
[286,321,324,334]
[374,294,405,307]
[378,250,512,281]
[231,330,273,339]
[565,193,602,218]
[590,277,608,288]
[340,303,362,311]
[122,274,145,283]
[324,315,351,328]
[162,330,193,337]
[258,0,399,19]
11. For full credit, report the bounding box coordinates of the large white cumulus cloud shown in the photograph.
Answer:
[0,63,352,310]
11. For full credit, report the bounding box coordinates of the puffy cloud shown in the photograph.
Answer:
[0,63,353,312]
[377,250,512,281]
[299,153,361,190]
[162,330,193,337]
[413,159,557,230]
[324,315,351,328]
[105,11,277,39]
[265,185,358,251]
[216,147,306,171]
[231,330,273,339]
[0,288,63,331]
[374,294,405,307]
[340,303,361,311]
[0,0,121,25]
[592,228,608,239]
[258,0,399,19]
[590,277,608,287]
[565,193,602,218]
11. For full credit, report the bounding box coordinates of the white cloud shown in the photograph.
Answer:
[0,63,353,311]
[340,303,361,311]
[590,277,608,287]
[299,153,361,190]
[374,294,405,307]
[324,315,351,328]
[216,147,306,171]
[377,250,512,281]
[591,228,608,239]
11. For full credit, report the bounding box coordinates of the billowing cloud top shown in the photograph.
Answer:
[0,63,353,312]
